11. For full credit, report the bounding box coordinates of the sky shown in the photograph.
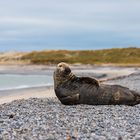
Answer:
[0,0,140,51]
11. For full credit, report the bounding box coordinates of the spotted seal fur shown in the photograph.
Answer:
[54,62,140,106]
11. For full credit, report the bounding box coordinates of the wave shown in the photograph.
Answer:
[0,83,53,91]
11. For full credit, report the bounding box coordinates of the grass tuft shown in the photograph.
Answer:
[21,47,140,65]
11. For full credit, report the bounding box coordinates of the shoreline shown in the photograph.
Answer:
[0,64,139,77]
[0,65,139,104]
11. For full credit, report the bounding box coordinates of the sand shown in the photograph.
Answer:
[0,86,55,104]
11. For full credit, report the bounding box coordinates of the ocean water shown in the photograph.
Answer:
[0,74,53,91]
[0,67,138,91]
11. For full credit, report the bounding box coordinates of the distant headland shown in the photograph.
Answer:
[0,47,140,66]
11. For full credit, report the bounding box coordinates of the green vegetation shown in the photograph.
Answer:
[21,47,140,65]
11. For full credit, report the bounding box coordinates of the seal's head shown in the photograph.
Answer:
[56,62,71,76]
[54,62,74,87]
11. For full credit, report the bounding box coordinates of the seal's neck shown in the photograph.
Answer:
[54,72,75,88]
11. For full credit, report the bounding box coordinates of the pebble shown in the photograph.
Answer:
[0,98,140,140]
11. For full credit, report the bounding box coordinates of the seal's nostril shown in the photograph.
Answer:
[59,65,62,67]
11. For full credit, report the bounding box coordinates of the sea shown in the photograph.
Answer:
[0,67,138,91]
[0,74,53,91]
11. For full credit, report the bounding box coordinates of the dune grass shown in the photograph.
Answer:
[21,47,140,65]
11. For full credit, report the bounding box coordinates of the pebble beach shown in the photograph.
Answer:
[0,68,140,140]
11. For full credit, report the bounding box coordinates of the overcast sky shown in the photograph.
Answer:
[0,0,140,51]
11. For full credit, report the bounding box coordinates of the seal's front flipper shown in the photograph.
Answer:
[60,94,80,105]
[78,77,99,87]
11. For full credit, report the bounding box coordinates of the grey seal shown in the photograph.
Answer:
[54,62,140,106]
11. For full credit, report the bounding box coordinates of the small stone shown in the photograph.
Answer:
[0,120,4,123]
[9,114,14,119]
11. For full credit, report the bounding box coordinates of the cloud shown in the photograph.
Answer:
[0,0,140,51]
[0,0,140,33]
